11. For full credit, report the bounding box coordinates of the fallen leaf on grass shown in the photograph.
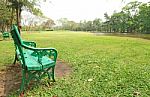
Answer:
[87,78,93,82]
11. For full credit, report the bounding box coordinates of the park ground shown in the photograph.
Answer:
[0,31,150,97]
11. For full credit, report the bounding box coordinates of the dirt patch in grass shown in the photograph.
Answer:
[0,60,72,97]
[55,59,72,77]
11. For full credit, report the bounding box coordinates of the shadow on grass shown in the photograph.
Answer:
[0,64,21,97]
[0,60,72,97]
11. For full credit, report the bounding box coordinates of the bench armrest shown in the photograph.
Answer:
[22,40,36,47]
[22,44,58,63]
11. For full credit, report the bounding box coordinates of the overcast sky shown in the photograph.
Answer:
[40,0,148,22]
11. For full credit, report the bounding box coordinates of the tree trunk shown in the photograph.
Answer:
[11,8,14,26]
[16,4,21,34]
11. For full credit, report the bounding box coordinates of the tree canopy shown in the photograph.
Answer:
[56,1,150,34]
[0,0,51,32]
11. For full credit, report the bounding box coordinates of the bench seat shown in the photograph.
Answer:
[16,49,55,70]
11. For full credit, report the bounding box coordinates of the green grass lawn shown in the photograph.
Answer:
[1,31,150,96]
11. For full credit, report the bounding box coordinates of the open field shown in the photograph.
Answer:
[0,31,150,96]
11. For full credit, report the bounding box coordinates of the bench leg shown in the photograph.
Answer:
[52,67,55,82]
[47,72,51,79]
[20,69,26,94]
[13,53,17,65]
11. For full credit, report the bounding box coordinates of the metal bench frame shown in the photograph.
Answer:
[10,25,58,94]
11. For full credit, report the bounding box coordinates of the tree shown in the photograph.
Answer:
[57,18,69,30]
[41,18,55,30]
[122,1,142,33]
[8,0,47,33]
[93,18,102,31]
[110,11,129,33]
[138,3,150,33]
[0,0,14,32]
[102,1,145,33]
[104,12,111,32]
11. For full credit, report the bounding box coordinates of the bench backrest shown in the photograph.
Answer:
[10,25,26,68]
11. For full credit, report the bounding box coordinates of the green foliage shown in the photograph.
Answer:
[103,1,150,33]
[138,3,150,33]
[7,0,43,29]
[56,18,103,31]
[1,31,150,96]
[0,0,13,32]
[8,0,44,16]
[56,1,150,34]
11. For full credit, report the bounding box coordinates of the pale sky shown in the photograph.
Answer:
[40,0,149,22]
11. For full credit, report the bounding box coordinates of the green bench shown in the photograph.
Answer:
[2,31,10,39]
[10,25,58,94]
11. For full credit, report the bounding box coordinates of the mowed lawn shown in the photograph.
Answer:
[1,31,150,96]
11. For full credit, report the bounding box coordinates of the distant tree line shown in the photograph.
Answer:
[1,1,150,34]
[55,18,102,32]
[56,1,150,34]
[21,14,55,31]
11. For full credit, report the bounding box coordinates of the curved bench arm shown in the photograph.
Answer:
[22,44,58,64]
